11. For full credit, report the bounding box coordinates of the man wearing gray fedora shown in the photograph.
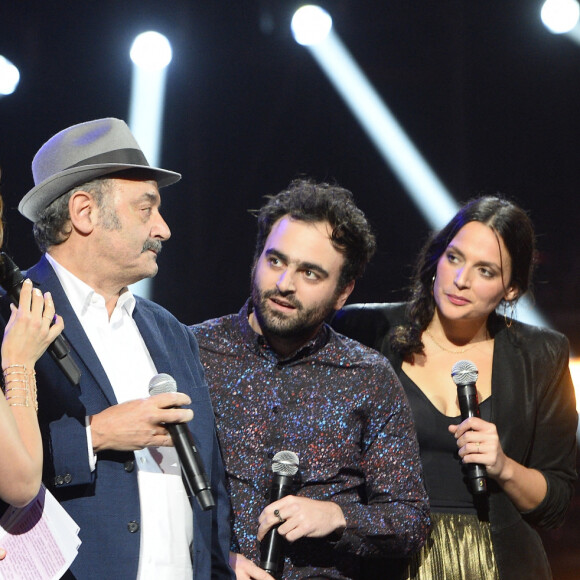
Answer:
[2,118,234,579]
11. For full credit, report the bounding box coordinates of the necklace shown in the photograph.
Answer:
[424,328,486,355]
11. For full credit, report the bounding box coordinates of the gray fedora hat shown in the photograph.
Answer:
[19,117,181,222]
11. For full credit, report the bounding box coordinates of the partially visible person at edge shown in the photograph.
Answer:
[191,179,430,579]
[332,195,577,580]
[0,119,234,578]
[0,180,65,561]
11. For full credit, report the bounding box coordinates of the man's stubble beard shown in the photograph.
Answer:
[251,279,338,341]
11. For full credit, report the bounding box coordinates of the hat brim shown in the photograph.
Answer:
[19,163,181,222]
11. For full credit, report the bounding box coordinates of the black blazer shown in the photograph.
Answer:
[332,302,578,580]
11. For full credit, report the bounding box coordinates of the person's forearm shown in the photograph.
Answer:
[0,282,62,506]
[493,457,548,512]
[0,401,42,507]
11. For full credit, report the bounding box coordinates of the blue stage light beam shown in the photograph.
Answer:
[128,31,173,299]
[291,5,547,329]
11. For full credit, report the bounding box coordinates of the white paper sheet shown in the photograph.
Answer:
[0,485,80,579]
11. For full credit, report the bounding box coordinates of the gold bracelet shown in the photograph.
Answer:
[3,364,26,369]
[3,364,29,375]
[2,365,38,412]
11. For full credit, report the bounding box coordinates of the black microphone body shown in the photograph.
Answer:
[148,373,215,511]
[260,474,294,577]
[0,252,81,386]
[452,360,488,495]
[260,451,299,578]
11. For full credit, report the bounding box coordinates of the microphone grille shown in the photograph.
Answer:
[451,360,479,386]
[271,450,299,476]
[148,373,177,395]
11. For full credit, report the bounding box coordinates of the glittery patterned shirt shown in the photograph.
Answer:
[191,301,429,579]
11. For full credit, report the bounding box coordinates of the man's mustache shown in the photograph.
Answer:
[142,239,163,254]
[262,288,301,310]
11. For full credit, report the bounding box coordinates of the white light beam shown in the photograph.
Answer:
[292,6,547,328]
[128,32,172,299]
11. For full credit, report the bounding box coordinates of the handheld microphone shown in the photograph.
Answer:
[260,450,299,579]
[148,373,215,511]
[0,252,81,386]
[451,360,487,495]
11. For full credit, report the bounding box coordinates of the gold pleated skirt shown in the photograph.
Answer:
[405,512,500,580]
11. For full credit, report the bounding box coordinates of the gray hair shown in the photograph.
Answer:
[33,178,118,252]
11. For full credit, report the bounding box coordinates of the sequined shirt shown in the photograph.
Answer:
[191,301,429,579]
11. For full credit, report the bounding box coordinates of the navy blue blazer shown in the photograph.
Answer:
[2,256,234,579]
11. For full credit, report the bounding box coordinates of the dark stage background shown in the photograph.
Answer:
[1,1,579,577]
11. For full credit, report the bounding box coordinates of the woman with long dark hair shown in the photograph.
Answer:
[332,195,577,579]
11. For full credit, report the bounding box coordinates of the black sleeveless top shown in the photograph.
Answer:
[400,371,492,515]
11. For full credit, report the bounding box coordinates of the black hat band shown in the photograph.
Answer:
[67,147,149,170]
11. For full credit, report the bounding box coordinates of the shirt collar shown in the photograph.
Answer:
[237,298,330,364]
[45,253,136,319]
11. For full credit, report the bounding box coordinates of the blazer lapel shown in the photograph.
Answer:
[27,256,118,406]
[491,326,530,458]
[132,298,172,377]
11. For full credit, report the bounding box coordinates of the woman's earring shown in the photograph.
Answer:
[504,301,515,328]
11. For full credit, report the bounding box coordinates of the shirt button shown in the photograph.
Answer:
[272,406,279,414]
[124,460,135,472]
[127,521,140,533]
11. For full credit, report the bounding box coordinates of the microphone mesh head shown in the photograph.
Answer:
[451,360,479,386]
[148,373,177,395]
[271,450,299,476]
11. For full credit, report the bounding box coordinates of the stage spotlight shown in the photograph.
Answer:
[0,55,20,96]
[541,0,580,34]
[130,31,173,69]
[128,31,173,299]
[128,31,172,164]
[291,5,547,329]
[291,5,333,46]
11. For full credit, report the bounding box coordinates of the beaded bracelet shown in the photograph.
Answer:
[3,364,38,412]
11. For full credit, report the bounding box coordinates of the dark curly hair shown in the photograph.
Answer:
[252,178,376,291]
[391,195,536,359]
